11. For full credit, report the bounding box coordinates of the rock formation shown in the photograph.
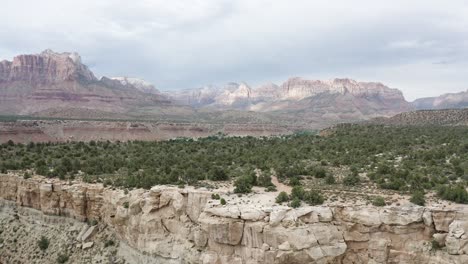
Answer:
[0,50,170,115]
[111,77,161,95]
[413,89,468,110]
[166,78,414,120]
[1,174,468,263]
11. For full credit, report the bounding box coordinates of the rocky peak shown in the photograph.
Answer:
[0,49,96,85]
[280,77,405,100]
[110,77,160,94]
[216,82,253,105]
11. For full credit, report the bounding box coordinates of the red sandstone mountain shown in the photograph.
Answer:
[0,50,170,115]
[166,77,413,120]
[0,50,414,126]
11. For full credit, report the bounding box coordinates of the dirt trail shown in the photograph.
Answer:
[271,176,292,193]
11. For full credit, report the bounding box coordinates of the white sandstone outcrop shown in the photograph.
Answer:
[2,174,468,264]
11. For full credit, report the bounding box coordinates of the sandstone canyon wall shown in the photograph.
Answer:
[1,174,468,264]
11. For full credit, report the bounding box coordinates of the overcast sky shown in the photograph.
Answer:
[1,0,468,100]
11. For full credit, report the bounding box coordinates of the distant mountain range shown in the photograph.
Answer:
[0,50,466,127]
[412,90,468,110]
[0,50,170,116]
[165,78,413,122]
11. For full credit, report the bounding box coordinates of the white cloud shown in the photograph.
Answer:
[1,0,467,98]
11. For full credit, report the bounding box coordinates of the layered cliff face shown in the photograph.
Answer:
[0,49,97,84]
[1,174,468,264]
[166,78,413,119]
[0,50,170,115]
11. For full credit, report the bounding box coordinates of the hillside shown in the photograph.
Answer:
[369,109,468,126]
[413,90,468,110]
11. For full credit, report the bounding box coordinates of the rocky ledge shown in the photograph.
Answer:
[1,174,468,263]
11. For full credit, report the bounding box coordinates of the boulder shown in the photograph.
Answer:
[379,206,424,225]
[82,242,94,250]
[422,210,433,227]
[269,207,289,226]
[432,210,456,232]
[81,225,97,242]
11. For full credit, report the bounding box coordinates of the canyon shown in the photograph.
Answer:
[1,174,468,264]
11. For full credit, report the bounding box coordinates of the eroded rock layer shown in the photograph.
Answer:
[1,174,468,264]
[0,120,300,143]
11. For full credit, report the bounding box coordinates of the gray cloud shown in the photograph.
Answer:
[1,0,467,100]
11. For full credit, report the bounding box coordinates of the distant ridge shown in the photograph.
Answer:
[369,109,468,126]
[412,90,468,110]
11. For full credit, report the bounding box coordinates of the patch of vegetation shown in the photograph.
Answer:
[220,198,226,205]
[104,240,115,247]
[372,196,386,207]
[290,197,301,208]
[276,191,289,204]
[437,185,468,204]
[410,191,426,206]
[38,236,49,251]
[56,253,69,263]
[234,175,254,194]
[325,174,336,185]
[303,190,324,205]
[1,124,467,203]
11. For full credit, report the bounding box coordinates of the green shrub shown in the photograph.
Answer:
[325,174,336,184]
[265,185,277,192]
[438,184,468,204]
[291,186,305,200]
[290,197,301,208]
[211,193,221,200]
[410,191,426,206]
[257,173,274,187]
[289,177,301,186]
[57,253,69,263]
[372,196,386,207]
[209,167,229,181]
[123,201,129,208]
[276,191,289,204]
[343,174,360,186]
[220,198,226,205]
[314,167,327,178]
[23,172,31,179]
[38,236,49,251]
[234,176,253,193]
[104,240,115,247]
[304,190,324,205]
